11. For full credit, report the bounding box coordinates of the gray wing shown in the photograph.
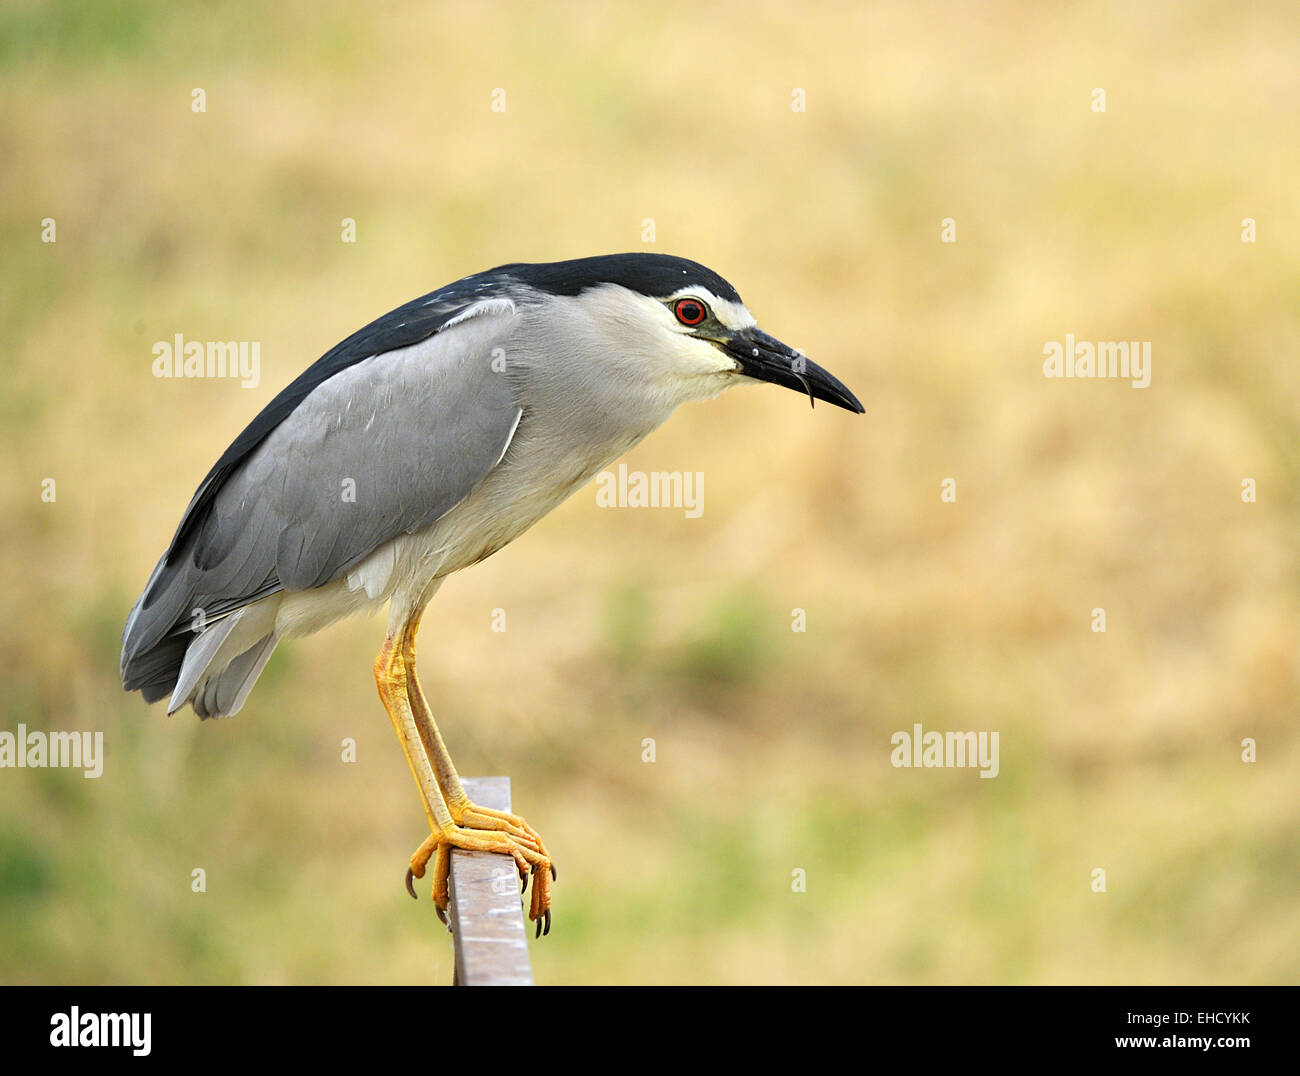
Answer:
[122,300,521,693]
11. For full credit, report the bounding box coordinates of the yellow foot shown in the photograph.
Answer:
[449,799,554,866]
[404,821,554,937]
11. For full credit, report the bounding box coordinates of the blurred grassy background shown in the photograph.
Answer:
[1,0,1297,984]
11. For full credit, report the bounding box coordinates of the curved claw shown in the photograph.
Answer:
[405,820,553,933]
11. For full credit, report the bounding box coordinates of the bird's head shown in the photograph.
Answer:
[501,253,865,417]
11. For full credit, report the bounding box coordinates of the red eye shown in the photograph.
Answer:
[674,298,707,326]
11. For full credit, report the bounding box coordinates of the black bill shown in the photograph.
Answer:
[721,328,864,414]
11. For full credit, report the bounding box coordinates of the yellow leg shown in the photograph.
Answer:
[374,623,551,932]
[402,611,552,844]
[373,635,441,832]
[399,609,554,935]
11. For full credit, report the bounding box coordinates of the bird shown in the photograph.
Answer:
[120,253,864,936]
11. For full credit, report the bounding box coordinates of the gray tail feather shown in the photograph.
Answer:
[124,591,281,719]
[121,544,279,717]
[188,631,280,719]
[166,615,244,714]
[124,634,190,704]
[121,552,195,704]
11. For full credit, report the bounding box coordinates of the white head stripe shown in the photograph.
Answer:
[666,287,756,331]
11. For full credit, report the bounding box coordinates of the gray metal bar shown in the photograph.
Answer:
[448,776,534,986]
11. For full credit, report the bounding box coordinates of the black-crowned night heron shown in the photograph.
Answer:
[121,253,864,935]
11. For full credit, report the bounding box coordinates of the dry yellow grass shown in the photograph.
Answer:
[1,0,1296,984]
